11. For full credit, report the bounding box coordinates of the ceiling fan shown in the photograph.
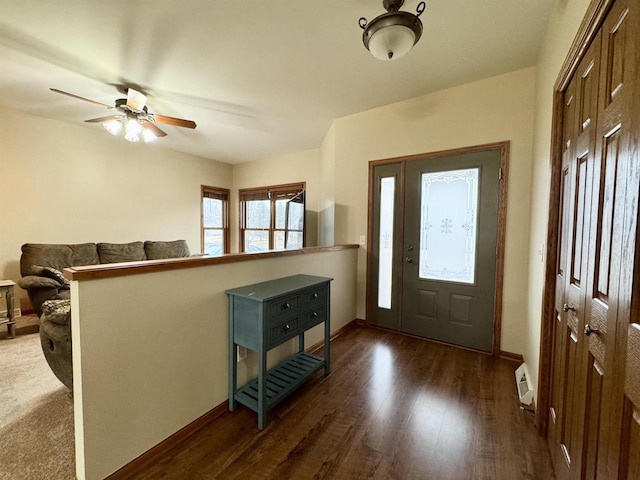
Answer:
[50,87,197,143]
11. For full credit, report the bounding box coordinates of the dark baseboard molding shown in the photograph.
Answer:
[500,350,524,363]
[307,318,360,353]
[107,400,229,479]
[107,318,362,479]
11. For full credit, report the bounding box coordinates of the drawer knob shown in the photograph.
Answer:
[282,303,290,310]
[311,312,318,318]
[282,323,291,332]
[311,293,319,299]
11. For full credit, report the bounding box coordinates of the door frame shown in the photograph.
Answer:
[535,0,616,437]
[365,141,510,356]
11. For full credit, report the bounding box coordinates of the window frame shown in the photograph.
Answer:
[201,185,230,256]
[239,182,306,252]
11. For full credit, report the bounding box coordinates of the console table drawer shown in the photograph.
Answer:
[268,316,300,349]
[268,295,300,319]
[303,306,326,329]
[304,287,326,308]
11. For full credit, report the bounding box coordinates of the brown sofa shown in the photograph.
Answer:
[17,240,191,389]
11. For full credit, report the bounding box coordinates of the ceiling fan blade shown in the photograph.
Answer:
[126,88,147,112]
[50,88,113,109]
[141,120,167,137]
[153,114,197,129]
[84,115,125,123]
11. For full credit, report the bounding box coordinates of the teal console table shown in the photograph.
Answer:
[226,274,332,429]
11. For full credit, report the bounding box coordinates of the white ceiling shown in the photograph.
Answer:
[0,0,554,164]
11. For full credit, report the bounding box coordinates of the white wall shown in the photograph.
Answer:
[336,67,538,353]
[71,248,358,480]
[231,148,320,250]
[525,0,592,397]
[0,106,232,308]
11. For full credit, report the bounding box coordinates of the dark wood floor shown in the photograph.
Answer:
[130,326,555,480]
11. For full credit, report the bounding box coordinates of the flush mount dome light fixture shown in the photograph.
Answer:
[359,0,426,61]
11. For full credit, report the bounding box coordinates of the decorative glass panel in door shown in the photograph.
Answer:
[419,168,479,284]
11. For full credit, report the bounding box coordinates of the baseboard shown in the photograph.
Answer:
[307,318,360,353]
[500,350,524,363]
[107,319,361,479]
[107,401,229,479]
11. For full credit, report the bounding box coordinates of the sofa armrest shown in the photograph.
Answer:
[18,275,64,290]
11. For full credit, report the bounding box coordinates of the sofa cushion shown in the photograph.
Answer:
[20,243,99,276]
[144,240,190,260]
[97,241,146,264]
[17,275,62,290]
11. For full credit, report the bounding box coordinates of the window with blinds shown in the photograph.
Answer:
[239,183,305,252]
[201,185,230,256]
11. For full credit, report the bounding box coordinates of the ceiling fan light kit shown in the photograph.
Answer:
[103,119,122,136]
[359,0,425,61]
[49,87,196,144]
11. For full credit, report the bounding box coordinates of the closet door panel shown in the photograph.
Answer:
[594,0,638,476]
[566,36,601,480]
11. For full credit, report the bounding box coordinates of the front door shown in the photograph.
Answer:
[368,146,504,353]
[401,150,500,352]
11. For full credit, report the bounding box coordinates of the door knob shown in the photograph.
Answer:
[406,245,414,251]
[584,324,600,336]
[405,257,413,263]
[563,304,576,313]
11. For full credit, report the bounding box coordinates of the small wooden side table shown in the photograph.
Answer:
[0,280,16,339]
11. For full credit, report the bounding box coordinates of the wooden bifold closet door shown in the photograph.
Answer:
[546,0,640,478]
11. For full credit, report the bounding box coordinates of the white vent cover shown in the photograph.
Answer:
[515,363,533,405]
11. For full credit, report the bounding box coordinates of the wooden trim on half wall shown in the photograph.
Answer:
[535,0,616,437]
[365,141,510,356]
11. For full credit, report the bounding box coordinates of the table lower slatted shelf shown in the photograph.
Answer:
[234,352,325,412]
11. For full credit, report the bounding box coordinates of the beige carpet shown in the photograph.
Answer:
[0,320,75,479]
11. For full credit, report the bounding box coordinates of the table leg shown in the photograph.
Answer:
[258,348,267,429]
[228,297,237,411]
[324,288,331,375]
[324,318,330,375]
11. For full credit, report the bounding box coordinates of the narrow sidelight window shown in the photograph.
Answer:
[378,177,395,309]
